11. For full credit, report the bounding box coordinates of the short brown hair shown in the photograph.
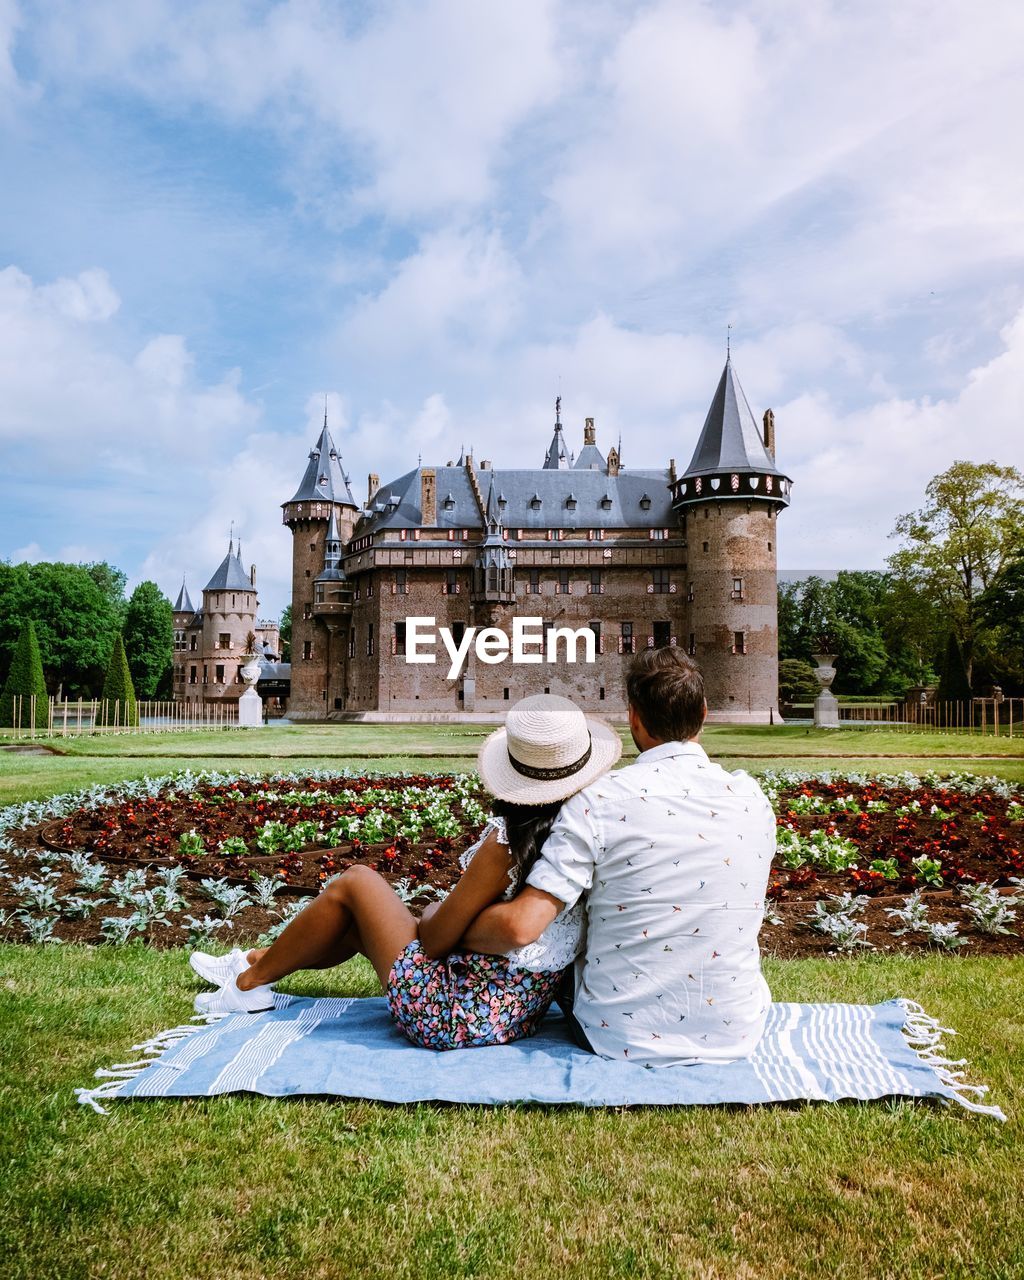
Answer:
[625,648,705,742]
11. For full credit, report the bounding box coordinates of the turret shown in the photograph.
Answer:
[669,356,793,724]
[542,397,572,469]
[472,473,515,604]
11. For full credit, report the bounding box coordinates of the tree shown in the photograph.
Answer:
[978,556,1024,694]
[936,631,972,702]
[101,634,138,726]
[778,658,820,705]
[279,604,292,664]
[0,620,49,728]
[122,582,173,700]
[888,461,1024,687]
[0,560,125,697]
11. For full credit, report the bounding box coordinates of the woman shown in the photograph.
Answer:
[190,694,621,1050]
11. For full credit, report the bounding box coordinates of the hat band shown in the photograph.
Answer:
[507,734,592,781]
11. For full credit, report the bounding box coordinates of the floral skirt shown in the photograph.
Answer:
[386,941,564,1051]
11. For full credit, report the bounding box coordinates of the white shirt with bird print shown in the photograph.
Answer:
[526,740,776,1067]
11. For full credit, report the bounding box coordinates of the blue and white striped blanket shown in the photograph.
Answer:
[76,996,1004,1119]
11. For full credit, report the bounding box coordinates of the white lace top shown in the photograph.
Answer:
[458,815,584,973]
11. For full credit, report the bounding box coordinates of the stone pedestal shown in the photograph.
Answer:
[237,686,264,728]
[812,653,840,729]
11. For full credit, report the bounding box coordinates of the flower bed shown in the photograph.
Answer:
[1,768,1022,956]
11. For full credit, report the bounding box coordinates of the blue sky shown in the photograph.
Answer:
[2,0,1023,619]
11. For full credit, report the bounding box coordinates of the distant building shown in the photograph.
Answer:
[282,357,793,722]
[171,542,280,706]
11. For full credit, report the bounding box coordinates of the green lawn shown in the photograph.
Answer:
[1,946,1021,1280]
[1,726,1022,1278]
[2,721,1023,805]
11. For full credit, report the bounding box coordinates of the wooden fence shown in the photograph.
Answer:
[2,696,242,739]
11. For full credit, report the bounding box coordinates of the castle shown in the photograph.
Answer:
[281,356,792,723]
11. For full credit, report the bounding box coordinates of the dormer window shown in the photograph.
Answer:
[529,494,542,511]
[498,493,507,510]
[565,493,577,512]
[443,493,456,511]
[639,493,652,511]
[600,494,613,510]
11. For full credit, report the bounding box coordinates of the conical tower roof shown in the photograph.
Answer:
[542,397,571,470]
[682,357,781,479]
[287,412,357,507]
[205,541,252,592]
[172,579,195,613]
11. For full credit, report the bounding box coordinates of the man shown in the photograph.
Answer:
[461,647,776,1066]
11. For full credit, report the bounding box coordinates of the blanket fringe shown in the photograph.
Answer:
[74,1014,221,1115]
[896,999,1006,1121]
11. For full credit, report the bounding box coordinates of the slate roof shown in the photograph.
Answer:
[353,463,674,537]
[543,424,572,469]
[204,544,253,592]
[682,357,783,479]
[287,419,357,507]
[172,580,195,614]
[573,442,606,471]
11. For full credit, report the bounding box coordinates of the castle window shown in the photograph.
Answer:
[599,687,605,701]
[190,635,198,651]
[314,584,324,605]
[687,582,694,602]
[348,630,355,659]
[702,541,709,553]
[366,623,374,656]
[530,494,542,510]
[590,621,604,654]
[639,493,652,511]
[394,569,408,595]
[310,542,315,552]
[393,622,407,656]
[215,664,225,683]
[367,580,374,597]
[651,568,672,595]
[619,622,635,655]
[202,665,208,685]
[444,569,459,595]
[503,688,510,700]
[305,569,311,578]
[528,569,540,595]
[768,541,773,552]
[600,494,613,510]
[217,632,231,649]
[590,570,603,595]
[732,577,744,600]
[653,621,671,649]
[649,528,669,541]
[733,631,746,655]
[189,666,197,684]
[565,493,577,512]
[556,569,571,595]
[303,641,313,660]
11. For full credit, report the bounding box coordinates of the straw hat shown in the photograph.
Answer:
[477,693,622,805]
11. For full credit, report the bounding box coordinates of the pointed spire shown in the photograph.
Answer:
[543,395,571,469]
[681,357,779,480]
[285,411,357,508]
[172,577,195,614]
[484,471,503,532]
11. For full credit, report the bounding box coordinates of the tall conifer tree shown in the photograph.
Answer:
[0,620,49,729]
[101,634,138,726]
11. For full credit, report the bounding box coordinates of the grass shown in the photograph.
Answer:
[2,722,1023,805]
[1,945,1021,1280]
[2,726,1023,1278]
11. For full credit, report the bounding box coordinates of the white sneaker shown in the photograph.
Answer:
[189,948,251,987]
[194,976,276,1016]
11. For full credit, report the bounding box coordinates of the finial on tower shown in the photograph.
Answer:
[555,395,561,427]
[323,394,328,429]
[726,323,732,360]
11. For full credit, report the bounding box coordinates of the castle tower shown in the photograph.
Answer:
[472,472,515,608]
[200,538,259,699]
[669,356,792,723]
[282,411,359,719]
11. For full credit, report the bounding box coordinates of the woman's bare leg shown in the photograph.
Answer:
[237,865,417,991]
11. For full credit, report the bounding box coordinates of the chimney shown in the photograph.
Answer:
[479,459,491,471]
[420,467,437,526]
[367,473,380,505]
[763,409,776,460]
[668,457,677,484]
[584,417,596,445]
[606,445,620,478]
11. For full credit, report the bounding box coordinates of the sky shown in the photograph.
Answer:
[1,0,1023,620]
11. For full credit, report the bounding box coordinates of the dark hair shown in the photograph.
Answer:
[489,797,564,885]
[625,647,705,742]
